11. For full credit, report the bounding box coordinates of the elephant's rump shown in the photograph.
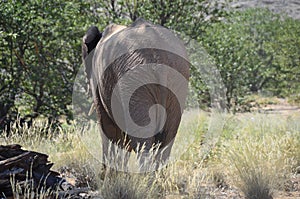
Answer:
[97,48,189,147]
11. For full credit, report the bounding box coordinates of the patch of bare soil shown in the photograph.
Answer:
[231,0,300,20]
[276,173,300,199]
[259,98,300,116]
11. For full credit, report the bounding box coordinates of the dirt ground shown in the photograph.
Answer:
[259,98,300,116]
[231,0,300,20]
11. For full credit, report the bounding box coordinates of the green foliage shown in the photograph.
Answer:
[233,94,280,112]
[0,0,100,130]
[0,0,230,131]
[288,94,300,106]
[201,8,300,109]
[2,0,299,132]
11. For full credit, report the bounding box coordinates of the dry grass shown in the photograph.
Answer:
[213,113,300,199]
[10,175,58,199]
[1,110,299,198]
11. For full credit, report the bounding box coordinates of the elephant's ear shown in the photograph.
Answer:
[82,26,102,96]
[82,26,102,60]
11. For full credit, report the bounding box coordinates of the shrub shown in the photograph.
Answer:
[200,8,300,109]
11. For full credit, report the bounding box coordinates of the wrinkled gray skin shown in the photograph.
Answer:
[82,19,189,171]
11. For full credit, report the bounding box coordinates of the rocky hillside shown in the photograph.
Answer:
[231,0,300,19]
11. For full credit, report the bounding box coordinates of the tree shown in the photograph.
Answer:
[0,0,99,131]
[201,8,300,108]
[0,0,231,132]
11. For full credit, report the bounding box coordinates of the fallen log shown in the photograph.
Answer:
[0,144,69,197]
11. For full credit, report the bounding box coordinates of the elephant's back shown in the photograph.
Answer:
[93,19,188,77]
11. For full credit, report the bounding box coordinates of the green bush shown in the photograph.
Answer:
[288,94,300,106]
[200,8,300,109]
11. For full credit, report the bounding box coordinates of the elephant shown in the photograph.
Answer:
[82,18,189,171]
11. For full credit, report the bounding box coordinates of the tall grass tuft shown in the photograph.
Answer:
[99,171,161,199]
[216,113,300,199]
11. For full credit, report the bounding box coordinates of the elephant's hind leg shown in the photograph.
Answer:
[94,91,131,171]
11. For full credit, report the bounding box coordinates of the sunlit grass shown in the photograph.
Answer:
[1,111,299,198]
[214,113,300,199]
